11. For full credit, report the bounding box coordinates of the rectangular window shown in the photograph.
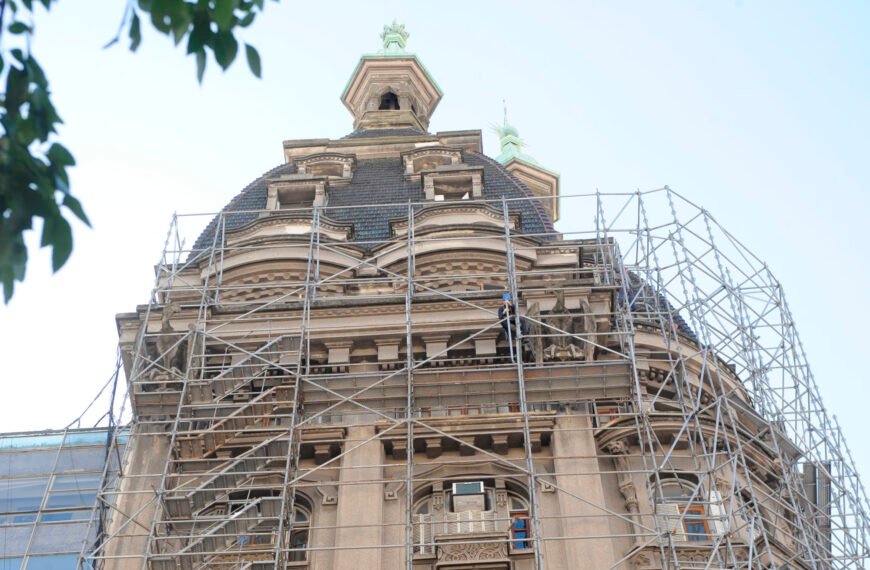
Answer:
[681,505,710,542]
[43,473,100,513]
[0,477,49,517]
[510,512,531,550]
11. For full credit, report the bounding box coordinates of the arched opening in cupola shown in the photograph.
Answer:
[379,91,400,110]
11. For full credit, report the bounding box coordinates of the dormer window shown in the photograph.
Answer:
[379,91,400,110]
[401,146,463,176]
[295,153,355,186]
[421,165,484,202]
[265,177,327,211]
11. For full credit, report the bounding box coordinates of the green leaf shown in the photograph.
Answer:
[53,170,70,194]
[9,22,31,34]
[63,195,91,227]
[238,10,255,27]
[24,55,48,86]
[149,0,172,34]
[50,216,73,272]
[186,15,206,54]
[47,143,75,167]
[21,186,54,221]
[2,271,15,304]
[244,43,261,78]
[165,0,191,45]
[170,12,191,45]
[41,214,55,248]
[5,66,30,116]
[129,13,142,51]
[213,31,238,70]
[195,49,206,83]
[213,0,237,30]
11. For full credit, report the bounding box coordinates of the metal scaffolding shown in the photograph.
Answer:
[81,187,870,569]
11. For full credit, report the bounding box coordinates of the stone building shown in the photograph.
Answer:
[79,23,869,570]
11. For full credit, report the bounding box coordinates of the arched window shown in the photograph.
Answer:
[288,499,311,562]
[508,493,531,550]
[413,495,435,555]
[233,495,311,559]
[379,91,400,110]
[654,474,710,542]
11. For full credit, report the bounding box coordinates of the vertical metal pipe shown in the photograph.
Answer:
[274,206,319,566]
[501,198,544,570]
[405,203,416,570]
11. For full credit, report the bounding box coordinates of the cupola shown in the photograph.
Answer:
[495,118,561,222]
[340,22,443,132]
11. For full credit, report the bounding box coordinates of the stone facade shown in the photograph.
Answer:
[91,24,836,570]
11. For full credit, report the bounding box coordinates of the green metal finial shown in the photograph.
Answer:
[380,20,409,53]
[495,108,538,166]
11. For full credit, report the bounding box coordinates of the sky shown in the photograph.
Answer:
[0,1,868,477]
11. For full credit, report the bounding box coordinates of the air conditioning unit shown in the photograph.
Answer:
[452,481,485,513]
[452,481,484,496]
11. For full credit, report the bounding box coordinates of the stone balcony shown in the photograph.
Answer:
[415,511,525,569]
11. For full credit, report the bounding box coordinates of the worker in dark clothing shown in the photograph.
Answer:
[499,293,532,362]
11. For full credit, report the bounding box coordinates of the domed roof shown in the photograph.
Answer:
[191,147,555,255]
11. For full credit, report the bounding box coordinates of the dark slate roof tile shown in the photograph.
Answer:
[192,151,554,254]
[341,127,428,139]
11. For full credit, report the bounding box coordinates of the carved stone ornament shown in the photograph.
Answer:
[437,536,508,562]
[618,478,640,511]
[604,439,630,456]
[384,480,405,500]
[631,551,653,569]
[541,290,589,362]
[149,302,190,381]
[301,477,338,506]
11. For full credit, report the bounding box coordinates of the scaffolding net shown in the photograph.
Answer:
[82,188,870,570]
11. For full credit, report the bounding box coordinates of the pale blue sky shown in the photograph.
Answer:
[1,2,868,477]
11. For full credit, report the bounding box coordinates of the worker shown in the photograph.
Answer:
[499,293,532,362]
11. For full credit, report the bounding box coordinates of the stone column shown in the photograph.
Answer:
[551,415,617,566]
[333,425,383,569]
